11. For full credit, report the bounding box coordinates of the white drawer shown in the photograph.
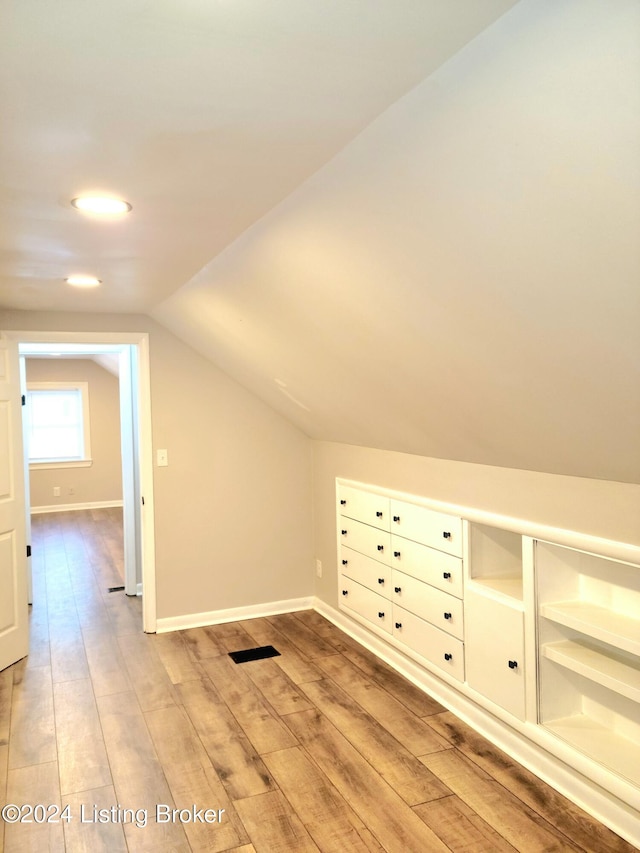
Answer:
[339,577,392,634]
[339,485,390,531]
[339,517,391,565]
[340,547,390,597]
[390,535,463,598]
[391,570,464,640]
[392,605,464,682]
[390,500,462,556]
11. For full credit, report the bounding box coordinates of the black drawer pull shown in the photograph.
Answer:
[342,590,348,596]
[378,612,385,618]
[376,511,383,517]
[340,499,346,505]
[444,612,452,620]
[378,578,385,585]
[443,572,451,579]
[444,653,452,661]
[342,559,348,565]
[508,660,518,670]
[394,586,401,593]
[443,531,451,539]
[341,529,347,535]
[393,550,401,557]
[395,622,402,629]
[377,545,384,551]
[393,515,400,522]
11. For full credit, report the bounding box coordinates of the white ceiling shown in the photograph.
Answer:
[0,0,516,313]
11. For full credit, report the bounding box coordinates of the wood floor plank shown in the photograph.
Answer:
[8,662,56,769]
[263,746,385,852]
[181,626,228,661]
[285,708,451,852]
[117,632,180,712]
[299,677,449,806]
[340,641,446,717]
[102,590,142,637]
[4,761,64,852]
[419,749,584,852]
[202,621,256,653]
[96,691,189,851]
[292,610,372,654]
[151,631,205,685]
[426,711,637,853]
[62,785,128,852]
[200,655,297,754]
[82,627,134,698]
[48,614,90,683]
[316,654,449,756]
[239,619,323,685]
[414,795,518,852]
[233,791,320,853]
[176,678,275,800]
[240,658,314,717]
[0,667,13,852]
[53,678,112,795]
[265,613,339,658]
[145,703,250,852]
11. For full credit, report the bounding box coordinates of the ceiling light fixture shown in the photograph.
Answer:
[71,196,132,214]
[65,275,102,288]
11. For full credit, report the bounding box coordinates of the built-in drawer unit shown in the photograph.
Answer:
[390,499,463,557]
[339,485,390,530]
[340,546,389,595]
[392,605,465,681]
[390,535,463,598]
[340,577,391,635]
[391,569,464,640]
[339,517,391,565]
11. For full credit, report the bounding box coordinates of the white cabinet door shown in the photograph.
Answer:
[339,517,391,564]
[392,605,464,681]
[465,589,525,720]
[390,500,462,556]
[339,486,390,530]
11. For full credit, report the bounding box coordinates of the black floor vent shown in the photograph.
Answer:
[107,585,125,593]
[228,645,281,664]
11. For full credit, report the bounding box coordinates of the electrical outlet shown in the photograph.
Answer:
[157,449,168,467]
[68,487,75,495]
[53,486,61,497]
[315,559,322,578]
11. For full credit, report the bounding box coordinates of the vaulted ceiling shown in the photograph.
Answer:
[2,1,639,484]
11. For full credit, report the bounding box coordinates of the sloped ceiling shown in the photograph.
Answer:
[2,2,639,484]
[152,1,640,484]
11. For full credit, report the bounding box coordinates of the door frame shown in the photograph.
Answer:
[6,330,157,633]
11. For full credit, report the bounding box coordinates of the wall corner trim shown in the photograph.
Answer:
[155,596,315,633]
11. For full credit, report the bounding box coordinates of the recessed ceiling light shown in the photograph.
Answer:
[65,275,102,288]
[71,196,132,214]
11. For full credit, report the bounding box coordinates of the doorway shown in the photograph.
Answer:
[5,330,156,637]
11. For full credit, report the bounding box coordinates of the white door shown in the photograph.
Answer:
[19,356,33,604]
[0,335,28,671]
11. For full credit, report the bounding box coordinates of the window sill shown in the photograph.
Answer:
[29,460,93,471]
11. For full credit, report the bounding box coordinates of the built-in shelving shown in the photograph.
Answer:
[469,576,523,602]
[469,523,523,602]
[542,640,640,703]
[540,602,640,657]
[544,714,640,787]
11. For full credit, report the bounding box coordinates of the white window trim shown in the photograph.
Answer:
[26,381,93,470]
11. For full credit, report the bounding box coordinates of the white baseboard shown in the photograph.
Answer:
[31,499,123,515]
[155,596,315,634]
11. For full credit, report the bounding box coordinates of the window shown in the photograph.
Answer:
[26,382,92,468]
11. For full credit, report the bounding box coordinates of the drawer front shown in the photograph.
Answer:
[464,590,525,720]
[339,518,391,565]
[339,577,392,634]
[392,605,464,681]
[391,570,464,639]
[340,547,390,596]
[390,535,463,598]
[390,500,462,556]
[338,486,390,531]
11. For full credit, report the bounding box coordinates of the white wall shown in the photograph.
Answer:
[153,0,640,485]
[2,310,314,621]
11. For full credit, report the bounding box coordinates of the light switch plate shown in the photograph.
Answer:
[157,449,168,467]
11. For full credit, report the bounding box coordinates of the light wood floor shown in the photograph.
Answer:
[0,510,635,853]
